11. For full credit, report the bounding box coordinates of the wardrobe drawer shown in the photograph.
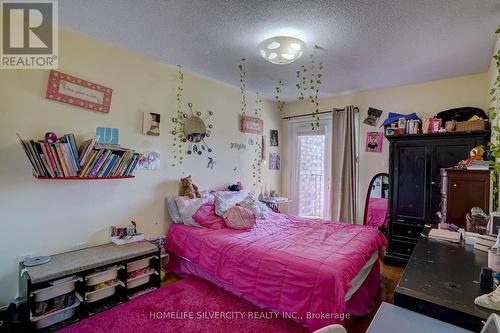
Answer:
[392,222,423,240]
[392,238,417,257]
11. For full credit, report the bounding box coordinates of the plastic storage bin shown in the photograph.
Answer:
[127,256,155,272]
[85,280,123,303]
[31,276,81,302]
[127,274,151,289]
[85,265,123,286]
[31,294,81,329]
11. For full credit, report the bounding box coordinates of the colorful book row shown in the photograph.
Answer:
[17,134,140,178]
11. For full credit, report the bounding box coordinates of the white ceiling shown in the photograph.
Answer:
[59,0,500,101]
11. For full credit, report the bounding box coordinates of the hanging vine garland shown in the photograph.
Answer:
[274,80,285,112]
[171,65,185,167]
[488,26,500,210]
[238,59,247,115]
[251,92,264,187]
[296,52,324,129]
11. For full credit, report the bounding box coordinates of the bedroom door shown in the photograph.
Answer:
[289,118,332,218]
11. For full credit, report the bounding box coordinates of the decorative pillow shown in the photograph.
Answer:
[213,190,249,217]
[193,203,226,229]
[175,194,213,227]
[165,197,183,224]
[223,206,256,230]
[238,196,268,218]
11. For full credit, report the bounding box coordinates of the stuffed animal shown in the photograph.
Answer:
[180,175,201,199]
[458,146,485,169]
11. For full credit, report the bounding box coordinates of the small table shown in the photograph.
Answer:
[394,236,500,331]
[259,197,291,213]
[366,302,472,333]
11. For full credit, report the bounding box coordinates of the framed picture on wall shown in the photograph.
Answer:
[365,132,383,153]
[240,115,263,135]
[46,70,113,113]
[143,112,160,136]
[490,212,500,236]
[270,129,279,146]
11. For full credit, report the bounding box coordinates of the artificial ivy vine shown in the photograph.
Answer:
[238,59,247,115]
[171,65,185,167]
[252,93,263,187]
[296,53,324,129]
[274,80,285,112]
[488,26,500,210]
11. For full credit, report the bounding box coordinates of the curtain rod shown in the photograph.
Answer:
[282,107,353,120]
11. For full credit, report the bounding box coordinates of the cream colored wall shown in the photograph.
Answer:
[0,30,281,306]
[282,72,490,223]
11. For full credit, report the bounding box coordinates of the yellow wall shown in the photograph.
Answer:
[0,30,281,305]
[282,72,490,222]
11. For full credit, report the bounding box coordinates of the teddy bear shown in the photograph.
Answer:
[180,175,201,199]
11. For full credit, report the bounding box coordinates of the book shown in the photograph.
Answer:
[428,228,461,243]
[54,143,69,177]
[78,139,96,166]
[17,134,40,176]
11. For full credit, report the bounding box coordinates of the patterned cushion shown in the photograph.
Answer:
[223,206,256,230]
[193,203,226,229]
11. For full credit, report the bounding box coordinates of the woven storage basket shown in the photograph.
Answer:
[455,120,488,132]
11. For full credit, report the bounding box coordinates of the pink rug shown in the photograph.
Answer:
[59,277,308,333]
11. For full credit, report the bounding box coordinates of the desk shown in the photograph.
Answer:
[394,237,499,331]
[366,302,472,333]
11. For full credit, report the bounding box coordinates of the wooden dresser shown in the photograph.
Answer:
[383,130,490,266]
[439,169,490,228]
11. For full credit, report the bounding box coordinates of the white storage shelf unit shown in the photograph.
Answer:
[20,242,163,332]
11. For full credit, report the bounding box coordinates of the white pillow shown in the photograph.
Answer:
[238,195,269,218]
[213,190,248,217]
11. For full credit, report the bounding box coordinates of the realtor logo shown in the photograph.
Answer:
[1,0,58,69]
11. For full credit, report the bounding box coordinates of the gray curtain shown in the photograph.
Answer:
[330,105,359,223]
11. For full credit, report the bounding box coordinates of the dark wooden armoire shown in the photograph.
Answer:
[383,130,490,266]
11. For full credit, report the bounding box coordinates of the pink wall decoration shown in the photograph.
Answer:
[46,70,113,113]
[240,115,263,135]
[365,132,383,153]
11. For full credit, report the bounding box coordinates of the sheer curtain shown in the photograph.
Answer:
[330,106,359,223]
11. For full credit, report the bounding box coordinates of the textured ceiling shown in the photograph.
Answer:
[59,0,500,101]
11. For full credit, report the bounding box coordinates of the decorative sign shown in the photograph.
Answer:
[240,115,263,135]
[230,142,246,151]
[46,70,113,113]
[96,127,119,145]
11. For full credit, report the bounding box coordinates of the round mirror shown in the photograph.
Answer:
[184,116,207,143]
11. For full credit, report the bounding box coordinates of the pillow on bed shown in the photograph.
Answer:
[165,197,183,224]
[193,202,226,229]
[213,190,248,217]
[175,194,214,227]
[237,196,268,218]
[223,206,256,230]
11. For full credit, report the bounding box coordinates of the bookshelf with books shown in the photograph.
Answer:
[17,134,142,180]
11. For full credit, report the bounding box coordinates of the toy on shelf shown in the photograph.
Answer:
[110,221,144,245]
[457,146,489,170]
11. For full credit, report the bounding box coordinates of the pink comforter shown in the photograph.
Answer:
[167,213,387,330]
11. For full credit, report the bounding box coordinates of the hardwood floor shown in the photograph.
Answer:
[162,261,404,333]
[348,262,404,333]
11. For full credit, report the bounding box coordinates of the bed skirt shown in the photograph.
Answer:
[167,253,381,330]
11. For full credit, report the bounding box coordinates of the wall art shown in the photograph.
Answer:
[269,153,281,170]
[96,127,119,145]
[46,70,112,113]
[137,152,161,170]
[240,115,263,135]
[365,132,383,153]
[143,112,160,136]
[270,129,279,147]
[363,107,383,127]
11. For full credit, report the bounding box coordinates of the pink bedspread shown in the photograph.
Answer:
[366,198,388,227]
[167,213,387,330]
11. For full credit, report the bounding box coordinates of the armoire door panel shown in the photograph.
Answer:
[393,143,429,222]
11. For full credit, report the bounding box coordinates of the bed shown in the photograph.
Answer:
[166,211,387,331]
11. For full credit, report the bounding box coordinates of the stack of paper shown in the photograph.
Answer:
[429,228,461,243]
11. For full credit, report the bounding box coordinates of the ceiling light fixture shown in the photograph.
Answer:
[258,36,305,65]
